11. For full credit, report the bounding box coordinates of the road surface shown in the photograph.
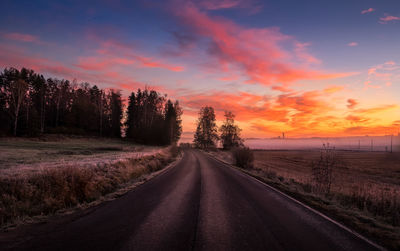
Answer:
[0,149,381,250]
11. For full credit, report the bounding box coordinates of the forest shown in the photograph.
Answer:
[0,67,182,145]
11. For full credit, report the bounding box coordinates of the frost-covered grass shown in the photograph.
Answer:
[0,137,179,227]
[0,137,162,176]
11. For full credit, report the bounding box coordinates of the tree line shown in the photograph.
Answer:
[125,89,182,145]
[0,67,182,145]
[194,106,243,149]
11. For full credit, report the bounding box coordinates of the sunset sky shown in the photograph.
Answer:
[1,0,399,138]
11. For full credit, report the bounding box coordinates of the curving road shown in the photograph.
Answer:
[0,150,381,251]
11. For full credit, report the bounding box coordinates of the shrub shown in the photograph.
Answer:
[232,147,254,169]
[169,144,180,158]
[311,147,341,194]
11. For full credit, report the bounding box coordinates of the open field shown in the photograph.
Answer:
[210,149,400,250]
[0,137,179,227]
[0,137,162,177]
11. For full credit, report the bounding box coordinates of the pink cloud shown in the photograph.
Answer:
[91,39,184,72]
[294,42,321,64]
[169,2,352,90]
[365,61,399,89]
[0,44,147,93]
[3,32,40,43]
[197,0,261,13]
[135,55,184,72]
[76,56,135,71]
[199,0,242,10]
[347,42,358,47]
[379,14,400,23]
[361,8,375,14]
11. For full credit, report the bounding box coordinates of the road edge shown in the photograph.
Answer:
[0,150,184,232]
[204,151,386,251]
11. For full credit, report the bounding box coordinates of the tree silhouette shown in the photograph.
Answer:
[219,111,243,150]
[110,90,123,138]
[0,67,181,141]
[194,106,219,149]
[125,88,182,145]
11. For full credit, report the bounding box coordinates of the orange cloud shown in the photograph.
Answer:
[345,115,369,123]
[355,104,398,115]
[343,125,397,135]
[178,83,399,138]
[347,99,358,109]
[324,86,344,94]
[178,87,340,134]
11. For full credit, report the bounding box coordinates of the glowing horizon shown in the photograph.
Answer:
[0,0,399,138]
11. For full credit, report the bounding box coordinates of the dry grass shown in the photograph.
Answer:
[0,137,162,176]
[211,149,400,250]
[0,140,179,228]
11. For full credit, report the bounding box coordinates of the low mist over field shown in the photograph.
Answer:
[181,133,400,151]
[245,135,400,151]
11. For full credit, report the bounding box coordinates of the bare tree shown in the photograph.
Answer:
[10,79,28,136]
[311,145,341,194]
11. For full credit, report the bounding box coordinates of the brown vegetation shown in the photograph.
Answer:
[211,149,400,250]
[0,145,179,227]
[231,147,254,169]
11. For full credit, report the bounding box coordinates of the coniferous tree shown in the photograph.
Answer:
[172,101,182,143]
[164,100,182,144]
[0,67,181,140]
[110,90,123,138]
[125,88,182,145]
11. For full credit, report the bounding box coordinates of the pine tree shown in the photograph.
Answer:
[110,90,123,138]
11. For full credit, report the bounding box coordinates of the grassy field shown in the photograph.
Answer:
[0,137,178,228]
[211,149,400,250]
[0,136,162,177]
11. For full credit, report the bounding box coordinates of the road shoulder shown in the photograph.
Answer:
[203,150,386,251]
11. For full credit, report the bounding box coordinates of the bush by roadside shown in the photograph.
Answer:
[0,146,180,227]
[231,147,254,169]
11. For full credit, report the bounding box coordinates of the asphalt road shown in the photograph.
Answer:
[0,149,381,251]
